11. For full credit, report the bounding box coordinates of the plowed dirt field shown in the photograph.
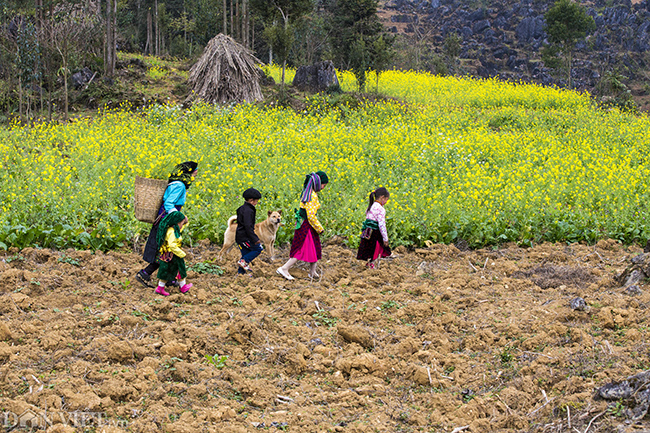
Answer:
[1,239,649,433]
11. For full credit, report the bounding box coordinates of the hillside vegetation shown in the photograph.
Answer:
[1,64,650,252]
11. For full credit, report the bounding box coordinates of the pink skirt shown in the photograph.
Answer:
[290,220,321,263]
[372,241,387,260]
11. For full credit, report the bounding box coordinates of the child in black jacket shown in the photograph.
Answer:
[235,188,263,274]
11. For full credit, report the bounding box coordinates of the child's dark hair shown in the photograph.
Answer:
[367,187,390,213]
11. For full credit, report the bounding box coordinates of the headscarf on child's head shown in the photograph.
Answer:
[300,171,329,203]
[169,161,198,189]
[366,187,390,213]
[156,211,187,248]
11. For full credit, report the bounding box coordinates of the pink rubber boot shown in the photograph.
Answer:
[155,285,170,296]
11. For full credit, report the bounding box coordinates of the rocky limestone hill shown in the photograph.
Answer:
[380,0,650,109]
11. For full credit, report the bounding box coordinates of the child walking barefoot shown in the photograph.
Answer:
[276,171,329,280]
[357,187,391,269]
[155,212,192,296]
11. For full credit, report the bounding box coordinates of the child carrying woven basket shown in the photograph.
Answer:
[136,161,198,288]
[155,212,192,296]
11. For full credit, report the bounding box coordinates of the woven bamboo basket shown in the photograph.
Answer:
[134,176,168,223]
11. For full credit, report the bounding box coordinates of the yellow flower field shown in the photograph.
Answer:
[1,67,649,250]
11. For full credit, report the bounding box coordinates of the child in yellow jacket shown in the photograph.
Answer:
[276,171,329,280]
[155,211,192,296]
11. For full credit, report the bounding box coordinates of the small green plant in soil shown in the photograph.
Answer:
[58,255,80,266]
[205,354,228,369]
[312,311,339,329]
[189,261,224,275]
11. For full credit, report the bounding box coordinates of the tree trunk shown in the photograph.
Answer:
[281,15,288,87]
[26,86,31,122]
[46,39,52,122]
[105,0,115,76]
[146,9,152,54]
[241,0,250,48]
[18,76,23,123]
[567,52,573,89]
[63,62,69,122]
[40,77,43,116]
[223,0,227,35]
[235,0,239,42]
[112,0,117,62]
[35,0,43,33]
[105,0,110,71]
[241,0,246,46]
[63,42,69,122]
[155,0,159,56]
[230,0,234,41]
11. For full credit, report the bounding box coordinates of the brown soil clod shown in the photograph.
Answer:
[0,241,648,432]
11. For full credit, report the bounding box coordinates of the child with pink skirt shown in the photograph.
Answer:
[276,171,329,280]
[357,187,391,268]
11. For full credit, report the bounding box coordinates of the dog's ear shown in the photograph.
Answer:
[268,210,272,216]
[278,210,283,215]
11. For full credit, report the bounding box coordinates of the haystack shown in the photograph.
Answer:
[187,34,263,104]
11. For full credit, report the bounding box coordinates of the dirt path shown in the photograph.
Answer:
[0,239,649,432]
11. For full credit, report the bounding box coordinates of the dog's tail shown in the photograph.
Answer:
[227,215,238,227]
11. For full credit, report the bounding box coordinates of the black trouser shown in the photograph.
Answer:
[141,223,160,276]
[143,262,159,275]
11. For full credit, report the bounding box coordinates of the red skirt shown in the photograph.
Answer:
[290,220,322,263]
[357,228,391,261]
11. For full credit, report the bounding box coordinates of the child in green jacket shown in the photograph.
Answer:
[155,212,192,296]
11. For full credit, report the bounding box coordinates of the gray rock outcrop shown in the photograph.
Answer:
[293,61,339,93]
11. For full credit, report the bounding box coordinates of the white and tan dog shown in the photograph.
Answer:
[218,210,283,261]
